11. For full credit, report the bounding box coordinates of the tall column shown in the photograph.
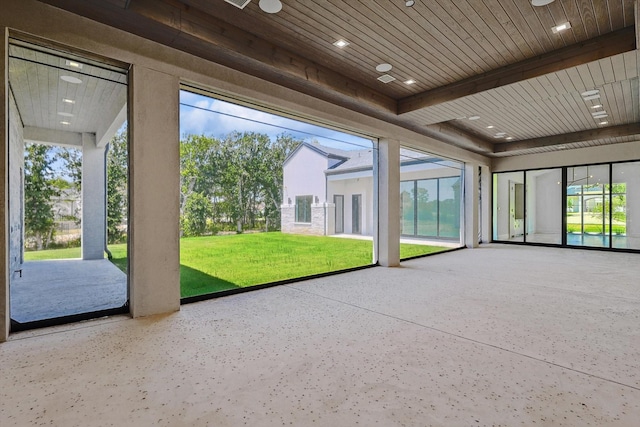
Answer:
[1,27,8,342]
[81,133,107,260]
[129,66,180,318]
[374,138,400,267]
[480,165,492,243]
[464,163,480,248]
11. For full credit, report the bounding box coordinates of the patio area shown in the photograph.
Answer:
[10,259,127,324]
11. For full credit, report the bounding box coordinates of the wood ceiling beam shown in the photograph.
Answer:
[493,122,640,153]
[398,26,637,115]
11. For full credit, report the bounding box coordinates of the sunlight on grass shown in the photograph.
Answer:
[23,233,452,298]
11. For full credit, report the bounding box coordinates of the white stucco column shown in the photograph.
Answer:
[374,138,400,267]
[464,163,480,248]
[480,165,491,243]
[129,66,180,318]
[81,133,107,260]
[1,27,9,342]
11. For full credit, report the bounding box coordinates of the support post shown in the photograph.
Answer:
[81,133,107,260]
[464,163,480,248]
[1,27,8,342]
[129,66,180,318]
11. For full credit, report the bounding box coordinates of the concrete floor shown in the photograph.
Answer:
[10,259,127,323]
[1,245,639,426]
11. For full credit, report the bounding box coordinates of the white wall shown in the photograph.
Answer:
[327,177,373,235]
[283,146,328,204]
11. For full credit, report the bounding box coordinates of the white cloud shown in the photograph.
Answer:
[179,91,372,151]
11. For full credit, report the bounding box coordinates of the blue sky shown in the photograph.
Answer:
[179,90,373,151]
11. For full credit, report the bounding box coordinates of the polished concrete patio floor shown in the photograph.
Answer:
[1,245,639,426]
[10,259,127,323]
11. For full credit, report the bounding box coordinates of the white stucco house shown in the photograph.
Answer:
[281,142,463,240]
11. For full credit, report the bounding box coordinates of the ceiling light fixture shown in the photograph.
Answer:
[65,60,83,69]
[531,0,555,6]
[486,125,495,129]
[62,98,76,104]
[593,114,608,119]
[376,63,393,72]
[583,94,601,101]
[495,132,506,136]
[468,115,480,121]
[552,22,571,33]
[259,0,282,13]
[333,39,349,48]
[591,111,607,116]
[404,79,416,85]
[58,112,74,117]
[60,75,82,84]
[406,0,415,6]
[506,136,514,140]
[60,121,71,125]
[590,104,603,109]
[599,121,609,125]
[581,89,599,97]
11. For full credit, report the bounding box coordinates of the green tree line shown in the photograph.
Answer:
[180,131,300,236]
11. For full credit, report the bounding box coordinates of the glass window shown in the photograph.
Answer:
[295,195,313,223]
[438,177,461,239]
[525,169,562,244]
[492,171,525,242]
[416,179,438,236]
[612,162,639,249]
[400,181,415,235]
[566,165,609,248]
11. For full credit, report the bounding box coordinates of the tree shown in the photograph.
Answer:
[180,192,213,237]
[106,129,128,243]
[24,143,59,250]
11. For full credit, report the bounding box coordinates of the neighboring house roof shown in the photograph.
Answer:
[283,141,350,167]
[285,141,448,175]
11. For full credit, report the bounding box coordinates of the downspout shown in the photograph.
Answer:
[104,142,113,260]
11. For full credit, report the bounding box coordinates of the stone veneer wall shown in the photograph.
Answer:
[281,203,335,236]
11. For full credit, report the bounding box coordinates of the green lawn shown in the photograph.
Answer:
[24,233,451,298]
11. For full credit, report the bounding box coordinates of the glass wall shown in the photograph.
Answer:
[612,162,640,250]
[493,161,640,251]
[525,169,562,244]
[398,147,463,259]
[492,171,525,242]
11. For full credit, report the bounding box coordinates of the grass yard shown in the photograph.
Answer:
[24,232,451,298]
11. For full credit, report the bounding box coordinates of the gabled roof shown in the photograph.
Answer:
[283,141,350,167]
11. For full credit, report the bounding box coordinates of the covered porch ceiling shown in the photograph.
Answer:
[34,0,640,157]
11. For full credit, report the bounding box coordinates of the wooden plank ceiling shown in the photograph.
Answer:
[36,0,640,157]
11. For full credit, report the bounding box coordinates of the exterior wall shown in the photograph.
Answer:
[328,176,373,235]
[283,145,328,205]
[8,85,22,276]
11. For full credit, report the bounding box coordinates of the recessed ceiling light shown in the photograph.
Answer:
[58,112,74,117]
[531,0,555,5]
[60,75,82,84]
[552,22,571,33]
[65,60,83,69]
[581,89,599,97]
[583,94,601,101]
[506,136,514,140]
[495,132,507,136]
[591,111,607,116]
[590,104,603,109]
[333,39,349,48]
[259,0,282,13]
[494,135,505,138]
[468,115,480,120]
[406,0,415,6]
[60,121,71,125]
[377,74,396,83]
[376,63,393,73]
[486,125,495,129]
[599,121,609,125]
[62,98,76,104]
[404,79,416,85]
